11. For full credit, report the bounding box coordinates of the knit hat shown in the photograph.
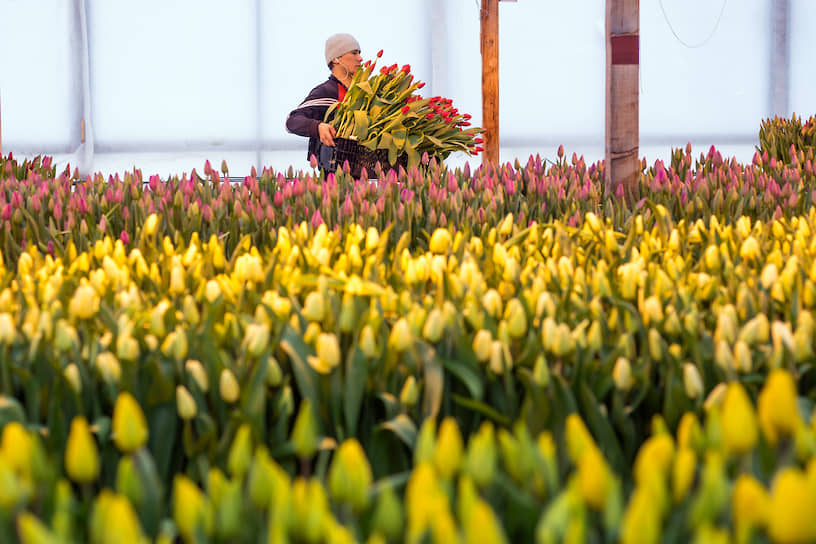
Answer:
[325,33,360,66]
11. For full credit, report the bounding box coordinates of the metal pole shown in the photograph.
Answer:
[605,0,639,201]
[480,0,499,166]
[770,0,790,117]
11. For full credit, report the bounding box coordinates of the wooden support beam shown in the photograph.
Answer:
[480,0,499,166]
[605,0,639,200]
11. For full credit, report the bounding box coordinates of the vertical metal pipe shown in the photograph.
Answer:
[255,0,264,172]
[75,0,94,174]
[770,0,790,117]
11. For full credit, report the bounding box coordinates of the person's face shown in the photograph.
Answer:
[337,49,362,72]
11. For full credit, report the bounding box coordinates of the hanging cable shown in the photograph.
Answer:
[658,0,728,48]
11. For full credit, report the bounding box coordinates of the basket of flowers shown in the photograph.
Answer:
[320,50,483,178]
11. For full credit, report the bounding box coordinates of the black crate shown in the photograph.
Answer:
[318,137,406,179]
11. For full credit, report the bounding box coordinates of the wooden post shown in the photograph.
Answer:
[605,0,639,200]
[481,0,499,166]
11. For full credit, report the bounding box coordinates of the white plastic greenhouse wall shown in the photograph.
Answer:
[1,0,814,178]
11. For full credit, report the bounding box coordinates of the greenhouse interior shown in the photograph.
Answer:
[1,1,816,543]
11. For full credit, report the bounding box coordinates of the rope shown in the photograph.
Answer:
[658,0,729,49]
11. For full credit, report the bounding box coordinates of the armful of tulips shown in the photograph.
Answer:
[325,50,484,168]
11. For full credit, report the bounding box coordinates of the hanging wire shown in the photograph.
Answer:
[658,0,729,48]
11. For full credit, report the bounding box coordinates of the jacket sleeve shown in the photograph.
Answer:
[285,82,338,138]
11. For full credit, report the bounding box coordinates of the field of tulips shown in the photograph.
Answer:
[1,131,816,543]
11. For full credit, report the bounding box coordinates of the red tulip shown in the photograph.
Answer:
[417,82,425,89]
[401,64,411,73]
[377,49,384,57]
[401,105,411,114]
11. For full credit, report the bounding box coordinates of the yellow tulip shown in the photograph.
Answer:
[767,468,816,543]
[720,382,758,456]
[112,392,149,454]
[219,369,240,403]
[185,360,209,392]
[429,228,452,254]
[69,282,100,320]
[176,385,197,421]
[758,369,801,446]
[433,417,464,480]
[173,475,212,540]
[65,417,99,484]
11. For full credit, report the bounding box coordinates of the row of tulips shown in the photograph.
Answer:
[1,368,814,543]
[2,142,816,265]
[2,202,816,478]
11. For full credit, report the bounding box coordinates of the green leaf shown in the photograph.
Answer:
[418,343,443,419]
[280,326,319,409]
[451,394,511,427]
[378,414,417,449]
[440,356,484,400]
[344,346,368,438]
[353,110,370,141]
[356,81,374,95]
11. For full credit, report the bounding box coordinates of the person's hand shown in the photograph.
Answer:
[318,122,337,147]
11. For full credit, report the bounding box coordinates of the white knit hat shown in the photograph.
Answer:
[325,33,360,66]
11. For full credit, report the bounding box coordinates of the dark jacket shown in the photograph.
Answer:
[286,75,345,161]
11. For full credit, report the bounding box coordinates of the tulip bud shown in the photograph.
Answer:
[359,325,378,358]
[292,400,318,459]
[422,308,445,343]
[328,438,373,512]
[683,363,704,399]
[388,318,413,352]
[173,475,213,540]
[464,422,497,488]
[371,484,404,541]
[0,313,16,345]
[219,368,240,403]
[227,424,253,479]
[739,236,760,261]
[290,477,329,543]
[302,291,326,322]
[472,329,492,362]
[112,392,149,454]
[399,376,419,407]
[613,357,634,392]
[758,369,801,445]
[243,322,270,357]
[176,385,197,421]
[17,512,60,544]
[732,473,769,534]
[672,448,696,504]
[767,468,816,543]
[504,298,527,338]
[482,289,503,318]
[69,282,100,320]
[63,363,82,394]
[143,213,159,237]
[96,351,122,384]
[307,332,341,374]
[65,417,99,484]
[429,228,452,254]
[720,382,758,456]
[414,418,436,465]
[578,445,611,511]
[116,456,144,507]
[434,417,464,480]
[185,359,209,392]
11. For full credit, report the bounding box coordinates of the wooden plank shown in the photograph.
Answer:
[481,0,499,166]
[605,0,639,201]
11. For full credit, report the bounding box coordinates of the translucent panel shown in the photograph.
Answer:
[0,0,76,150]
[262,0,428,145]
[88,0,257,146]
[640,0,769,138]
[790,1,816,117]
[500,0,606,142]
